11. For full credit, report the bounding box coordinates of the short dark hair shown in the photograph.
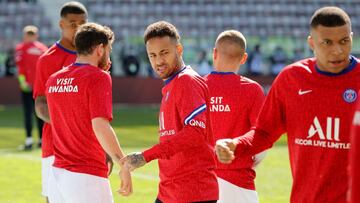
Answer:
[310,6,351,28]
[75,22,114,55]
[216,30,246,52]
[144,21,180,44]
[60,1,87,18]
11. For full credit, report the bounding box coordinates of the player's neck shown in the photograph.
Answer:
[215,65,239,73]
[316,59,351,74]
[59,38,76,52]
[75,55,98,68]
[179,60,185,69]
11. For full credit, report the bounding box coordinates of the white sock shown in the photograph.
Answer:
[25,138,33,145]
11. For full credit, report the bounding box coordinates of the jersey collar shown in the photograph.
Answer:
[56,41,77,55]
[164,66,187,85]
[73,62,89,66]
[210,71,235,75]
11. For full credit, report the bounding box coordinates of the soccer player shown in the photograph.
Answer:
[215,6,360,203]
[15,25,47,150]
[121,21,218,203]
[33,1,87,202]
[206,30,265,203]
[350,97,360,203]
[45,22,132,203]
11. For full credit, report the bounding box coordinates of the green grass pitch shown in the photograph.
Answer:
[0,105,291,202]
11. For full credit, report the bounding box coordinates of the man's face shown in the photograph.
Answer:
[146,36,182,80]
[308,24,352,73]
[99,43,112,71]
[23,33,38,43]
[60,13,87,46]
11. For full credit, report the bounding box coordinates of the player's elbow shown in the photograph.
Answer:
[92,117,110,136]
[35,96,50,123]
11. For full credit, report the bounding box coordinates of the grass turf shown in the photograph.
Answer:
[0,105,291,202]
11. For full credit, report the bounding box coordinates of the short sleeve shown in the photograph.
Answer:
[15,45,25,75]
[249,83,265,126]
[88,72,113,121]
[176,75,207,126]
[255,74,286,136]
[33,56,48,98]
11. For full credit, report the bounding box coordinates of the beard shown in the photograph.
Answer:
[98,52,109,71]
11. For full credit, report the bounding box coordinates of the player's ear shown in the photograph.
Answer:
[96,43,104,56]
[240,52,248,65]
[213,47,217,61]
[307,35,314,50]
[59,20,64,30]
[176,43,183,56]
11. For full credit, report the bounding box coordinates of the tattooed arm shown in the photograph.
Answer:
[121,152,146,171]
[92,117,132,196]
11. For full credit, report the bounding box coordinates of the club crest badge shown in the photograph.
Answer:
[343,89,357,103]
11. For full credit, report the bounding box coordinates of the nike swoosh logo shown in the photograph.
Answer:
[298,89,312,95]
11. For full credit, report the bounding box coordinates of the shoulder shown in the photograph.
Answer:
[38,44,56,58]
[37,44,62,65]
[280,58,315,75]
[240,76,264,93]
[177,67,205,86]
[34,41,48,51]
[15,43,25,51]
[86,66,111,83]
[271,58,315,85]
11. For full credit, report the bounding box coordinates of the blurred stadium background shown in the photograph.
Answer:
[1,0,360,79]
[0,0,359,202]
[2,0,360,104]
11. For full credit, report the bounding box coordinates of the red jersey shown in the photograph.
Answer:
[33,42,76,158]
[45,63,112,178]
[15,41,47,86]
[143,66,218,202]
[350,96,360,203]
[234,56,360,203]
[205,72,265,190]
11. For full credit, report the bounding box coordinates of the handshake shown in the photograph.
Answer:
[110,152,147,197]
[120,152,147,171]
[114,139,239,197]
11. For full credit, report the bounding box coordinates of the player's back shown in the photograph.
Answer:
[35,42,77,87]
[205,71,265,190]
[33,42,77,158]
[46,63,111,178]
[350,97,360,203]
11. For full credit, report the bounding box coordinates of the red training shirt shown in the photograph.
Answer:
[15,41,47,86]
[143,66,219,203]
[33,42,76,158]
[235,56,360,203]
[46,63,112,178]
[349,92,360,203]
[205,72,265,190]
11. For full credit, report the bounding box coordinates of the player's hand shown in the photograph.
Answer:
[20,81,32,92]
[105,153,114,176]
[215,139,237,164]
[117,165,133,196]
[120,152,146,171]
